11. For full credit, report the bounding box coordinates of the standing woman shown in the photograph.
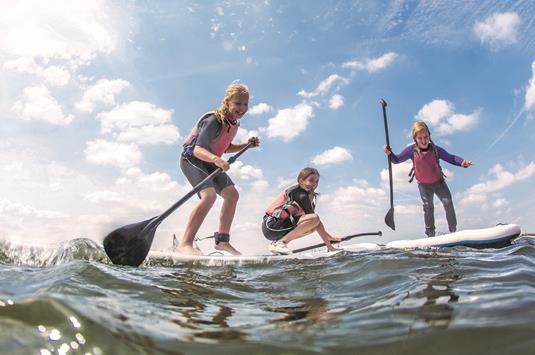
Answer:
[178,83,260,255]
[262,167,340,255]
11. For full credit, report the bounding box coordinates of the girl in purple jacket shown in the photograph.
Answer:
[384,121,472,237]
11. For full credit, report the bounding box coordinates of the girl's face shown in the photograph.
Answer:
[300,174,319,192]
[415,130,430,149]
[227,93,249,119]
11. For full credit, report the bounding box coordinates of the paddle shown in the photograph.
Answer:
[380,99,395,230]
[292,231,382,253]
[103,142,254,267]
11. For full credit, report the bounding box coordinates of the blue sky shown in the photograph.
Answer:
[1,0,535,253]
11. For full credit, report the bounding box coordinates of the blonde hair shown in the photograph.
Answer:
[411,121,431,140]
[214,83,249,123]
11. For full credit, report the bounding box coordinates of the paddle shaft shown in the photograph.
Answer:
[143,142,254,233]
[292,231,382,253]
[381,100,394,211]
[380,99,395,230]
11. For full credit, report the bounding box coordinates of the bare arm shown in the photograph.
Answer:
[193,146,230,171]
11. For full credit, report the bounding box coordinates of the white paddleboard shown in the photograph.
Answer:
[147,242,381,265]
[386,224,521,249]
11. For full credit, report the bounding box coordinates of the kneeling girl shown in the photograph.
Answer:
[262,167,340,254]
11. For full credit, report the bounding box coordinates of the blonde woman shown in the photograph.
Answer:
[384,121,472,237]
[178,83,260,255]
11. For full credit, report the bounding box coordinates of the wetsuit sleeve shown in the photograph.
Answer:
[195,115,220,152]
[290,189,315,214]
[390,144,414,164]
[436,146,464,166]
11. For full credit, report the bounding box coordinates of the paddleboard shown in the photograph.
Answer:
[147,242,381,265]
[385,224,521,249]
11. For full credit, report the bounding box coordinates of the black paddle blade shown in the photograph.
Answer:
[385,208,395,230]
[103,217,157,267]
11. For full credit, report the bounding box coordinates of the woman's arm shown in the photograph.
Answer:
[436,146,472,167]
[384,144,414,164]
[193,146,230,171]
[225,137,260,153]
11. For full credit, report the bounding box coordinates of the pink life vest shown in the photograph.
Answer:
[265,185,306,220]
[413,146,443,184]
[182,112,239,157]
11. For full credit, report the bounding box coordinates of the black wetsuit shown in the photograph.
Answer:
[262,186,315,241]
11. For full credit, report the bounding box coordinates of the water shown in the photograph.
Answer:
[1,237,535,354]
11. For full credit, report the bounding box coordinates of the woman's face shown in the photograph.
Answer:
[300,174,319,192]
[415,130,430,149]
[227,93,249,119]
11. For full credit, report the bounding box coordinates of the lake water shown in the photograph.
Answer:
[1,236,535,354]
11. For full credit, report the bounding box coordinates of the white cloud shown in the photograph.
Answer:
[76,79,130,113]
[98,101,174,133]
[0,198,68,220]
[329,94,344,109]
[461,162,535,205]
[12,86,74,125]
[493,198,509,208]
[84,140,141,168]
[415,99,479,135]
[298,74,349,98]
[262,103,314,141]
[248,102,272,115]
[3,57,70,86]
[525,61,535,111]
[342,52,398,73]
[436,112,480,135]
[96,101,180,145]
[235,127,259,144]
[116,124,180,145]
[117,167,179,192]
[321,183,385,215]
[0,0,118,64]
[228,161,263,181]
[380,161,414,192]
[473,12,520,50]
[311,146,352,166]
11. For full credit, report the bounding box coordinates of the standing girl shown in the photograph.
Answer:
[178,83,260,255]
[262,167,340,254]
[384,121,472,237]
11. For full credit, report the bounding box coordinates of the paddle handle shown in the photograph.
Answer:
[292,231,383,253]
[380,99,390,147]
[149,142,254,228]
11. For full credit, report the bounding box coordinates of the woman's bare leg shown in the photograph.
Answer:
[177,188,217,255]
[280,214,320,244]
[214,186,241,255]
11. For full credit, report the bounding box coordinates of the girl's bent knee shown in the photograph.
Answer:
[199,190,217,204]
[223,187,239,202]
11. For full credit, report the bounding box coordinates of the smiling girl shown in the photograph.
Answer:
[262,167,341,255]
[384,121,472,237]
[178,83,260,255]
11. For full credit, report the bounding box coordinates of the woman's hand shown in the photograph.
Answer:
[461,160,473,168]
[329,236,342,243]
[213,157,230,171]
[384,145,392,155]
[248,136,260,147]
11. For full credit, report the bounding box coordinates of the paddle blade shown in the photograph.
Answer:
[103,217,157,267]
[384,208,395,230]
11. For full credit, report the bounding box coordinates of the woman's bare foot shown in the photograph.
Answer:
[215,242,241,255]
[176,244,203,255]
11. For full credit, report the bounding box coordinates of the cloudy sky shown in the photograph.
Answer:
[2,0,535,253]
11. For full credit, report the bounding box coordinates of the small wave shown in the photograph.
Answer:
[0,238,110,267]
